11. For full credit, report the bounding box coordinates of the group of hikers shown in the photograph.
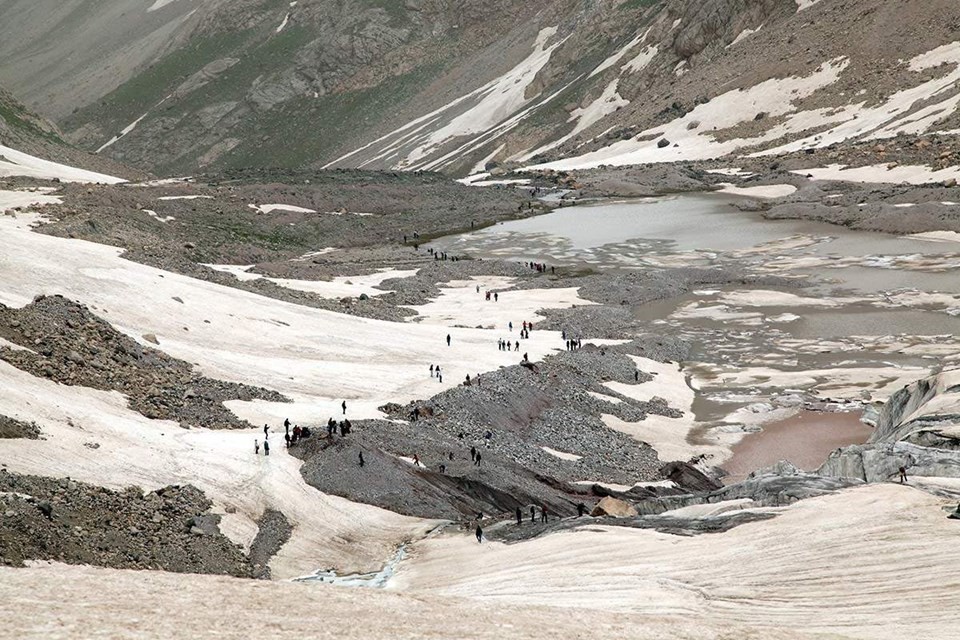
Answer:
[254,405,355,455]
[525,261,554,275]
[474,501,591,543]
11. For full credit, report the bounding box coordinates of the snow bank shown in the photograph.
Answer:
[0,359,435,579]
[248,203,317,214]
[525,58,849,170]
[326,27,567,171]
[0,563,817,640]
[0,206,585,425]
[0,189,61,213]
[402,276,597,329]
[204,265,420,299]
[0,144,124,184]
[603,357,728,462]
[715,183,797,198]
[394,484,960,639]
[795,163,960,185]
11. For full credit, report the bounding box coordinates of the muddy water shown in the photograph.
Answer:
[722,411,872,484]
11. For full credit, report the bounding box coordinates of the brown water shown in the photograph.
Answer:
[722,411,871,484]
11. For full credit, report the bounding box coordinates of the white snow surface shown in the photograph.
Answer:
[622,45,659,74]
[518,79,629,161]
[326,27,566,171]
[0,189,61,213]
[0,195,607,577]
[541,446,582,461]
[727,25,762,48]
[0,144,124,184]
[0,359,434,579]
[157,195,213,201]
[525,58,849,170]
[205,264,420,299]
[0,563,824,640]
[796,163,960,185]
[248,203,318,214]
[401,276,598,330]
[393,483,960,639]
[589,28,651,78]
[795,0,824,10]
[715,183,797,198]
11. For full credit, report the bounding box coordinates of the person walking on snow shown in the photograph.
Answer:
[263,424,269,438]
[254,440,260,455]
[470,446,477,462]
[509,321,513,332]
[430,364,434,377]
[446,334,451,346]
[342,400,347,415]
[263,439,270,456]
[476,524,484,543]
[899,466,908,483]
[516,507,522,525]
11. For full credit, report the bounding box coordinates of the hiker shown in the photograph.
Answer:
[514,341,519,351]
[494,292,499,302]
[438,373,443,383]
[430,364,434,377]
[470,446,477,461]
[476,285,480,293]
[342,400,348,415]
[439,464,446,474]
[475,452,482,466]
[509,321,513,332]
[466,374,471,385]
[476,524,483,543]
[523,352,528,362]
[255,439,260,455]
[449,452,454,461]
[446,334,451,346]
[516,507,522,525]
[577,502,586,517]
[541,506,548,523]
[263,424,269,437]
[263,439,270,456]
[359,451,365,467]
[635,370,640,382]
[284,432,291,448]
[293,425,302,441]
[435,365,441,378]
[284,417,290,430]
[413,454,420,467]
[530,506,536,523]
[484,430,492,440]
[486,291,491,301]
[899,466,908,483]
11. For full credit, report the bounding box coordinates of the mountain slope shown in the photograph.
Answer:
[6,0,960,179]
[0,86,142,182]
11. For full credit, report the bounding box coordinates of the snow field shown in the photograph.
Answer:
[204,264,420,299]
[0,145,124,183]
[0,192,605,577]
[392,483,960,639]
